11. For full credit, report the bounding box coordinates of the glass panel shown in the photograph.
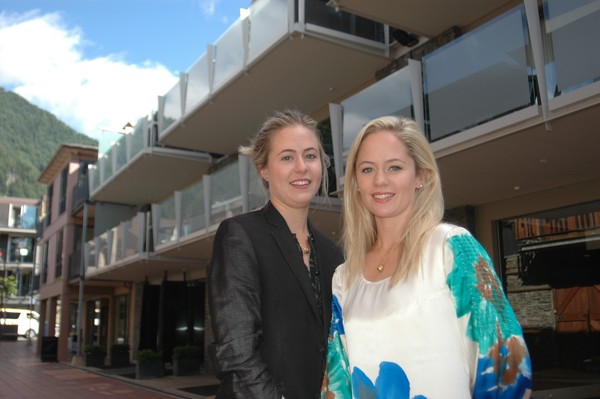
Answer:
[304,0,385,43]
[160,80,182,132]
[96,231,110,268]
[210,160,242,225]
[90,164,100,193]
[181,180,206,237]
[247,0,289,63]
[130,118,146,160]
[85,240,96,268]
[544,0,600,95]
[0,203,9,227]
[341,67,414,165]
[156,196,177,245]
[423,7,532,141]
[114,135,127,173]
[123,213,143,258]
[20,205,38,229]
[249,165,267,210]
[213,19,244,91]
[7,237,34,262]
[102,152,112,184]
[113,223,124,261]
[185,53,211,113]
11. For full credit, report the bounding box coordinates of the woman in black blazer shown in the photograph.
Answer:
[208,109,344,399]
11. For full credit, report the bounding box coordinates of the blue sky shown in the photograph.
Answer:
[0,0,251,151]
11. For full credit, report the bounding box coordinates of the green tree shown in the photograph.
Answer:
[0,275,17,301]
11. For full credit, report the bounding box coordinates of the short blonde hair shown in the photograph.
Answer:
[239,109,331,195]
[342,116,444,286]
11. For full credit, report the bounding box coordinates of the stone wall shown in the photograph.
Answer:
[504,254,555,329]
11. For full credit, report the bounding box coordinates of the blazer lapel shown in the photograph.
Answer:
[262,204,322,323]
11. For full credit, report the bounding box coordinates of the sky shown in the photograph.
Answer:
[0,0,251,152]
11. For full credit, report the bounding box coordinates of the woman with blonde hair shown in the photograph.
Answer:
[323,116,532,398]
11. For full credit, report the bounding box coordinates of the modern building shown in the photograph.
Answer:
[36,144,98,360]
[0,197,38,311]
[39,0,600,385]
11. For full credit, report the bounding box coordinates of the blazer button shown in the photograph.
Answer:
[318,343,325,352]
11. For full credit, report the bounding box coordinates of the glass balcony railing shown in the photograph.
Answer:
[150,155,267,252]
[85,213,146,271]
[247,0,288,63]
[341,66,415,165]
[210,160,242,225]
[181,180,206,238]
[423,6,533,141]
[88,117,150,194]
[544,0,600,96]
[159,80,182,133]
[159,0,388,138]
[185,52,211,114]
[155,196,177,246]
[213,18,245,92]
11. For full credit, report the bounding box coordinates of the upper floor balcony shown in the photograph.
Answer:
[157,0,390,156]
[328,0,600,210]
[84,155,342,283]
[0,200,38,234]
[88,116,213,205]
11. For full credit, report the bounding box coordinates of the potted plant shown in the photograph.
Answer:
[172,344,202,376]
[135,349,163,379]
[110,343,130,367]
[83,344,104,368]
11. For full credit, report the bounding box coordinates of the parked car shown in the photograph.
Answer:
[0,308,39,338]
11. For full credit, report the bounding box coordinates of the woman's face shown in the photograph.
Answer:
[260,125,322,210]
[355,130,421,224]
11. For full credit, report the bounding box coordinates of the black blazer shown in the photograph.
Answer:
[208,202,343,399]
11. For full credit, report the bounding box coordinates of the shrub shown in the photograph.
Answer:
[83,344,103,355]
[135,349,162,363]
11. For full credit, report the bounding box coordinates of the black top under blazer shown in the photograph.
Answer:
[208,202,344,399]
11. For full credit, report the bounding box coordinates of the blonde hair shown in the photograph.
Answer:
[239,109,331,195]
[342,116,444,286]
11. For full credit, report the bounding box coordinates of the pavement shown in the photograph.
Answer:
[3,337,600,398]
[0,338,219,399]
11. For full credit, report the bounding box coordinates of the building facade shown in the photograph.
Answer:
[0,197,38,313]
[38,0,600,382]
[36,144,99,360]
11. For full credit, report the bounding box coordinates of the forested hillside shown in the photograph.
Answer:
[0,87,97,198]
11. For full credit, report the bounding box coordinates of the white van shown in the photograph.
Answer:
[0,308,39,338]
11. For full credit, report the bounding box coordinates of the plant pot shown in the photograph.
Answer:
[173,357,201,376]
[135,361,164,379]
[85,352,105,368]
[110,348,130,367]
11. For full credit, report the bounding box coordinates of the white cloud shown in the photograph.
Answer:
[0,11,177,143]
[200,0,219,17]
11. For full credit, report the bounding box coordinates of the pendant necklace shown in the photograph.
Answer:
[376,242,401,272]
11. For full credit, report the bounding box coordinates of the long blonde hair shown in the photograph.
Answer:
[342,116,444,286]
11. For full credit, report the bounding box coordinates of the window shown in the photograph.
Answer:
[59,166,68,214]
[46,184,54,225]
[55,229,64,278]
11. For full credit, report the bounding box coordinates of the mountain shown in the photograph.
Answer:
[0,87,97,198]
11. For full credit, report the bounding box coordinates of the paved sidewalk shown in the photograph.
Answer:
[0,338,218,399]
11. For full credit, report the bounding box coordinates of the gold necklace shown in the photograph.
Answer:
[376,242,401,272]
